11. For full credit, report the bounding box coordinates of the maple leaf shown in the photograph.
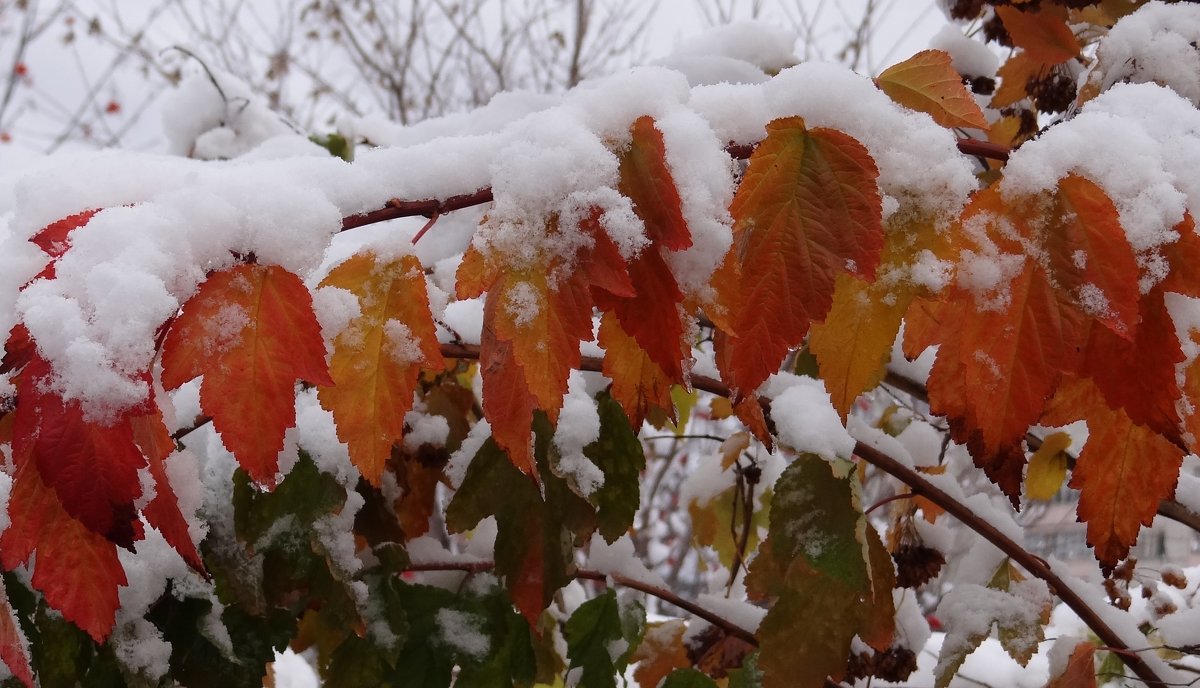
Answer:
[1043,378,1184,568]
[992,53,1048,110]
[876,50,990,130]
[598,312,674,427]
[0,584,32,688]
[316,251,444,485]
[585,392,646,543]
[1,460,125,643]
[923,179,1137,500]
[161,264,331,485]
[995,5,1080,65]
[13,355,146,547]
[715,117,884,399]
[745,455,890,688]
[27,208,101,280]
[631,620,690,688]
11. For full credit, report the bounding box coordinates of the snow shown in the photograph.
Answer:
[667,21,799,75]
[1084,1,1200,108]
[1157,604,1200,647]
[934,578,1051,682]
[928,24,999,79]
[553,371,604,497]
[447,420,492,490]
[436,608,490,661]
[586,533,667,589]
[766,374,855,459]
[402,408,450,453]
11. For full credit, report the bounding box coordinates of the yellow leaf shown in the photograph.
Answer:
[1025,431,1072,501]
[876,49,990,131]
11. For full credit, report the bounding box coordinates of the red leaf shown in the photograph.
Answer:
[0,584,32,688]
[598,312,674,427]
[27,208,101,281]
[132,411,206,574]
[2,460,125,643]
[161,264,331,485]
[618,116,691,251]
[716,117,884,399]
[15,356,146,548]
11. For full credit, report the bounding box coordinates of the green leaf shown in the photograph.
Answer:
[446,414,596,626]
[324,635,393,688]
[454,586,537,688]
[745,455,883,688]
[585,392,645,543]
[232,450,347,548]
[564,590,645,688]
[661,668,720,688]
[727,652,764,688]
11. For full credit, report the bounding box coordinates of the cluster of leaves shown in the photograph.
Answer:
[1,2,1199,687]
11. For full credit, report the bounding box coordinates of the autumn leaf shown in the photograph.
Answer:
[599,312,674,427]
[26,208,101,281]
[716,117,884,399]
[1025,431,1072,501]
[0,583,32,688]
[1,460,125,643]
[992,53,1048,109]
[617,115,691,251]
[161,264,331,485]
[632,620,690,688]
[316,251,444,485]
[13,355,145,547]
[585,392,646,543]
[996,5,1080,65]
[131,409,206,573]
[1043,378,1184,568]
[1046,642,1097,688]
[876,50,989,130]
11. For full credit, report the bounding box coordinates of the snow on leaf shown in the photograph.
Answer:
[585,392,646,544]
[1044,377,1184,569]
[1046,642,1097,688]
[445,426,596,628]
[996,5,1080,65]
[631,620,690,688]
[131,409,206,573]
[27,208,101,280]
[876,50,990,131]
[316,252,444,485]
[564,589,644,688]
[15,355,146,548]
[716,117,884,399]
[745,455,888,688]
[0,582,32,688]
[617,116,691,252]
[161,264,331,485]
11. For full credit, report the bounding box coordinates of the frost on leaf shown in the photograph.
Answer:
[564,589,645,688]
[0,581,32,688]
[745,455,894,688]
[161,264,331,485]
[933,561,1050,688]
[316,252,444,485]
[876,50,990,131]
[714,117,884,401]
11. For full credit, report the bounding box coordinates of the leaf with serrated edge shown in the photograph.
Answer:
[132,410,206,572]
[317,252,443,484]
[586,392,646,543]
[565,589,644,688]
[876,50,989,130]
[717,117,883,399]
[1043,377,1183,568]
[0,583,32,688]
[162,264,331,485]
[996,5,1080,64]
[1025,431,1072,501]
[1046,642,1097,688]
[632,620,690,688]
[599,312,675,427]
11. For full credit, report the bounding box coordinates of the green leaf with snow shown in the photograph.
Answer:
[445,415,597,627]
[564,589,645,688]
[745,455,880,688]
[584,392,646,543]
[453,586,537,688]
[231,450,347,548]
[932,560,1051,688]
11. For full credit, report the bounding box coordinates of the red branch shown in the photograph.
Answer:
[339,138,1009,232]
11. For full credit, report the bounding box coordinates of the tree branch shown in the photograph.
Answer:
[339,138,1010,231]
[402,560,759,645]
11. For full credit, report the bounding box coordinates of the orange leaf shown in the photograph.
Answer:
[131,410,206,573]
[594,247,687,381]
[1159,213,1200,298]
[618,116,691,251]
[0,584,32,688]
[1048,378,1183,568]
[996,5,1080,65]
[1046,642,1097,688]
[317,252,443,485]
[876,49,989,130]
[2,460,125,643]
[598,312,674,427]
[718,117,884,398]
[479,310,539,477]
[992,53,1048,110]
[810,273,909,419]
[161,264,331,485]
[632,621,690,688]
[15,356,146,547]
